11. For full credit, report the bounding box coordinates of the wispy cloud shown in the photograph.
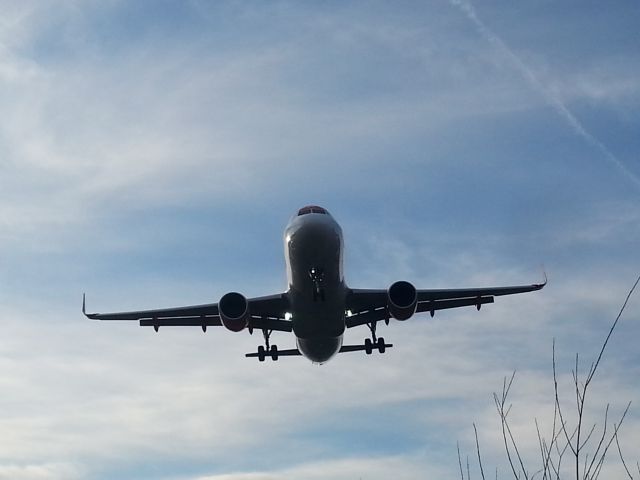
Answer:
[0,463,81,480]
[449,0,640,190]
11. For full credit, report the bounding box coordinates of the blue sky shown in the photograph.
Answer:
[0,1,639,478]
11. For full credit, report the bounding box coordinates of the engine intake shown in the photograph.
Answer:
[387,281,417,321]
[219,292,250,332]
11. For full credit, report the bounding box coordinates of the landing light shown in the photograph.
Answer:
[285,312,293,320]
[346,310,353,317]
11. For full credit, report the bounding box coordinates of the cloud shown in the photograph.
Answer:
[0,2,638,479]
[0,0,571,251]
[0,463,81,480]
[449,0,640,191]
[190,454,451,480]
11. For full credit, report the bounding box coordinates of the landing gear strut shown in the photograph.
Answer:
[309,267,326,301]
[364,322,386,354]
[256,329,278,362]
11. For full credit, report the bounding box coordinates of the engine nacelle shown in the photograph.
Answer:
[387,281,417,321]
[219,292,250,332]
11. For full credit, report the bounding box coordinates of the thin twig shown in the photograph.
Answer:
[584,405,609,478]
[458,441,465,480]
[591,402,631,480]
[553,340,577,458]
[474,423,487,480]
[586,275,640,387]
[615,428,634,480]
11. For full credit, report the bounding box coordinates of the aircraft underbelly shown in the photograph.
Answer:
[296,335,343,364]
[290,285,346,363]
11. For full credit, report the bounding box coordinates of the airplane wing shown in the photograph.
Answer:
[83,293,293,332]
[345,280,545,328]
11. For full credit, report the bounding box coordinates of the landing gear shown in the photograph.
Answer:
[364,338,373,354]
[309,267,326,302]
[364,322,387,354]
[256,329,279,362]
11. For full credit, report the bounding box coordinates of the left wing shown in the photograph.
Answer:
[83,293,293,332]
[345,280,545,328]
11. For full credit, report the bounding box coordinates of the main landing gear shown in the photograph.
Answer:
[364,322,387,355]
[255,329,278,362]
[246,330,301,361]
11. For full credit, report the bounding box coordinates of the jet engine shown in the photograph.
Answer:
[387,281,417,320]
[219,292,250,332]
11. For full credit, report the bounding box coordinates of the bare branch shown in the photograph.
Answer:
[535,418,553,480]
[458,441,465,480]
[495,372,524,480]
[591,402,631,480]
[585,275,640,388]
[474,423,487,480]
[504,414,529,479]
[469,276,639,480]
[584,405,609,478]
[583,453,590,480]
[553,340,577,458]
[615,428,634,480]
[579,422,597,451]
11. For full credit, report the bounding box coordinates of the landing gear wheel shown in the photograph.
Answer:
[257,345,266,362]
[270,345,279,361]
[377,337,386,354]
[364,338,373,355]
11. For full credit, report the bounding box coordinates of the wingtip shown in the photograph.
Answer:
[535,268,548,289]
[82,293,93,318]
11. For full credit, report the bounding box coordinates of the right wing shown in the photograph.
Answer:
[83,293,293,332]
[345,280,545,328]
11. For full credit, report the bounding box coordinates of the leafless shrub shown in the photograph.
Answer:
[459,275,639,480]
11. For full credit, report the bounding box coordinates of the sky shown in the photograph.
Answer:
[0,0,639,478]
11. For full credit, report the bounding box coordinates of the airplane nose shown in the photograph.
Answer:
[297,336,342,364]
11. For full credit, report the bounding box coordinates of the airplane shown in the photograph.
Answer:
[84,205,545,364]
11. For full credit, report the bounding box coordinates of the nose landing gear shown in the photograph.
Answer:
[309,267,326,301]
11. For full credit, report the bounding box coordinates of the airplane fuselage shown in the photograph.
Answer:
[284,209,346,363]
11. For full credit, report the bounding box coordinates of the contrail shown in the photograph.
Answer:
[449,0,640,190]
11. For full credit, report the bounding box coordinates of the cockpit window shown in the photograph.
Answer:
[298,205,328,216]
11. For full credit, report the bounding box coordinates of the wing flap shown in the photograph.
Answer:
[415,296,494,315]
[139,317,222,327]
[249,317,294,332]
[346,296,495,327]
